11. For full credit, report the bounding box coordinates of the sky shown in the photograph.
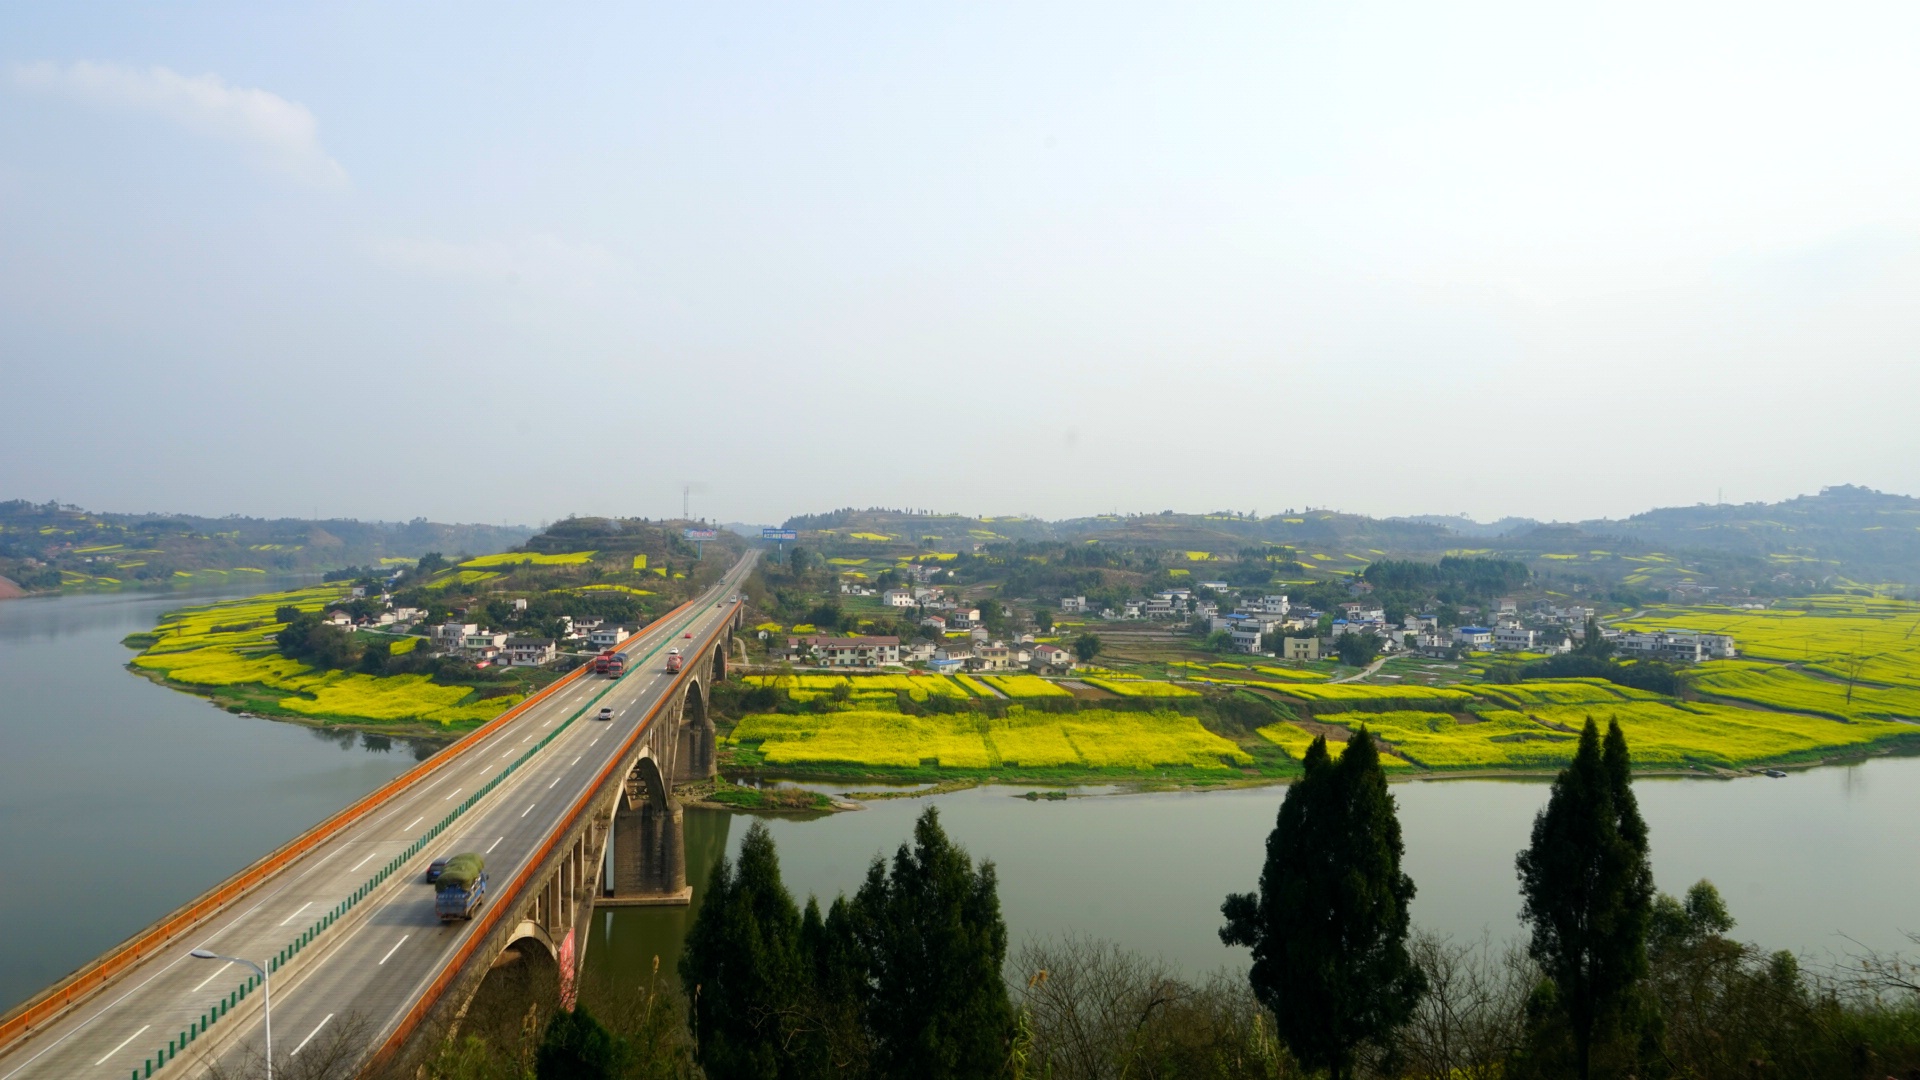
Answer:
[5,3,1920,528]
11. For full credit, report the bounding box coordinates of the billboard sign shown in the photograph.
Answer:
[761,528,798,541]
[683,528,718,540]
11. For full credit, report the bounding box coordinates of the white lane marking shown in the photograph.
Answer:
[349,851,381,872]
[486,835,504,854]
[548,776,561,789]
[278,902,313,926]
[521,735,532,744]
[92,1024,150,1066]
[444,789,460,800]
[589,737,600,747]
[290,1014,333,1056]
[521,803,536,817]
[378,936,410,965]
[190,965,228,992]
[500,748,514,758]
[404,816,423,832]
[569,756,580,767]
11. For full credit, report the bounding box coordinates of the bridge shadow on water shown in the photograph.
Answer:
[585,807,734,987]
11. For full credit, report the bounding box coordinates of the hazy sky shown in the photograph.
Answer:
[5,3,1920,527]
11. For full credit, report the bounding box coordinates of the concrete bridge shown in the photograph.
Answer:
[0,553,757,1080]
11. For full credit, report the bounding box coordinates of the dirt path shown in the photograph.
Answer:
[0,576,24,601]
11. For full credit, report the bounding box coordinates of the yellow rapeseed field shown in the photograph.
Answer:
[462,550,596,568]
[729,707,1250,772]
[132,585,521,727]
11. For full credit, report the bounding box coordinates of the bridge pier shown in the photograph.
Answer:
[598,753,691,905]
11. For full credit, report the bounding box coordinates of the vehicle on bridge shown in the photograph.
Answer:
[592,651,628,678]
[665,648,683,673]
[596,706,614,721]
[434,853,487,922]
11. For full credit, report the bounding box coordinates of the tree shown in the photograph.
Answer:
[1514,717,1654,1079]
[415,551,447,574]
[536,1005,629,1080]
[1221,729,1426,1080]
[679,821,812,1080]
[1071,633,1102,664]
[1334,632,1382,668]
[848,807,1014,1079]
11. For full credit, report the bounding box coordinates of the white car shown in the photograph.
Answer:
[595,707,614,722]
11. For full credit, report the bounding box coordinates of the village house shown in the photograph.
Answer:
[504,638,558,666]
[1493,626,1538,651]
[816,635,902,668]
[432,622,479,651]
[1452,626,1494,651]
[1029,643,1072,672]
[919,614,947,631]
[462,630,509,659]
[587,625,631,649]
[882,589,915,607]
[1615,629,1737,663]
[1229,625,1264,654]
[1060,596,1088,614]
[1281,636,1320,661]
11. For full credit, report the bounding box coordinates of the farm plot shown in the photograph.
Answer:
[1081,678,1201,698]
[981,674,1074,699]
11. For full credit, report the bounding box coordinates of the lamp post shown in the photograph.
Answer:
[188,949,269,1080]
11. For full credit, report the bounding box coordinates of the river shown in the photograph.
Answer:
[0,582,423,1012]
[586,760,1920,985]
[5,584,1918,1016]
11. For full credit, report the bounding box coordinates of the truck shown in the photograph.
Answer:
[434,853,487,922]
[665,648,683,674]
[592,651,628,678]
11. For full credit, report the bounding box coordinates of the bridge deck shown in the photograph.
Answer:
[0,558,752,1080]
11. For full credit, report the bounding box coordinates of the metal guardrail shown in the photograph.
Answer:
[366,594,745,1072]
[127,584,743,1077]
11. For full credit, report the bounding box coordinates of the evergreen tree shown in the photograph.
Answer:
[849,807,1014,1079]
[679,821,812,1080]
[1515,717,1655,1079]
[535,1005,629,1080]
[1221,729,1426,1080]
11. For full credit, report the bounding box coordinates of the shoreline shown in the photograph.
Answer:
[714,741,1918,799]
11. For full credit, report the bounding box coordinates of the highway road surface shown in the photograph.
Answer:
[0,554,754,1080]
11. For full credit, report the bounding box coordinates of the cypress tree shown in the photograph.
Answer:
[1516,717,1654,1079]
[849,806,1014,1079]
[534,1004,628,1080]
[1221,729,1426,1080]
[679,820,812,1080]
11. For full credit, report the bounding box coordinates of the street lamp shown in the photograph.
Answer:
[189,949,270,1080]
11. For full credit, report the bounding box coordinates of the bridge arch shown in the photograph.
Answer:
[677,679,714,783]
[629,749,670,813]
[710,641,727,683]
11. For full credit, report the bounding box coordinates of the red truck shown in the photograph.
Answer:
[592,651,628,678]
[665,648,683,674]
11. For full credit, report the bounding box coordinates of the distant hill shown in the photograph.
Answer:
[0,501,534,594]
[774,488,1920,599]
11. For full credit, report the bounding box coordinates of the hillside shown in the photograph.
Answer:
[776,487,1920,601]
[0,500,534,594]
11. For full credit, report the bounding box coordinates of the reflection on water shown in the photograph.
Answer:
[0,583,422,1011]
[591,759,1920,985]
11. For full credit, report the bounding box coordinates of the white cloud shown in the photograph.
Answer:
[12,60,346,186]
